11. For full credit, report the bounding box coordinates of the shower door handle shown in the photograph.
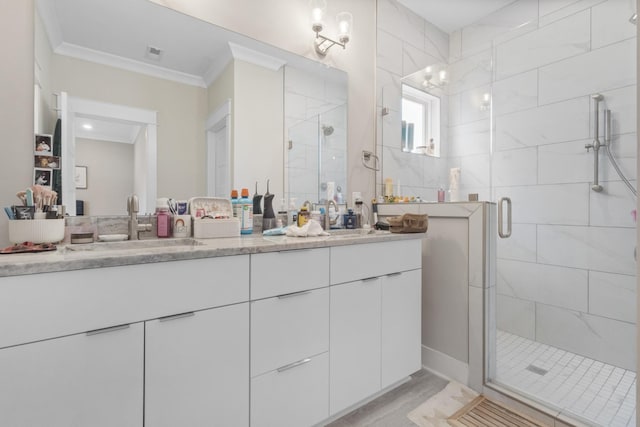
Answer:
[498,197,512,239]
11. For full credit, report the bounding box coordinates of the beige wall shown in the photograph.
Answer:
[233,60,284,196]
[152,0,376,208]
[0,0,34,246]
[50,55,208,202]
[75,138,134,216]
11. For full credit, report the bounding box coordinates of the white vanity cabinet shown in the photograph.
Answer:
[0,322,144,427]
[250,248,330,427]
[329,239,422,415]
[145,303,250,427]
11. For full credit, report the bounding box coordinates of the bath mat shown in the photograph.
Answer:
[407,381,479,427]
[448,395,545,426]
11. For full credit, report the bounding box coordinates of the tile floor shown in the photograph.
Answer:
[495,330,637,427]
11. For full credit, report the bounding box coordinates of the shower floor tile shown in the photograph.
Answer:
[495,330,636,427]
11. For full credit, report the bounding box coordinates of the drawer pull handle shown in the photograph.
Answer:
[362,276,378,282]
[86,324,130,336]
[277,358,312,373]
[159,311,195,322]
[278,290,312,299]
[386,272,402,277]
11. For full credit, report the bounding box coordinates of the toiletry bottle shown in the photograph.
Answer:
[288,197,297,227]
[239,188,253,235]
[231,189,240,218]
[156,205,171,238]
[278,198,288,226]
[335,186,344,204]
[297,206,310,227]
[437,187,445,203]
[344,208,356,229]
[311,209,322,225]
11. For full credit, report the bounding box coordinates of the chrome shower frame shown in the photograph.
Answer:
[585,93,606,192]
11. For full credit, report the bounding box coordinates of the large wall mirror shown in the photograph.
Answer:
[34,0,347,216]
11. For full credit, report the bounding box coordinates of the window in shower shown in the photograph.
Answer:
[401,84,440,157]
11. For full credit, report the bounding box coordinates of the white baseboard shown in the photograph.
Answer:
[421,345,469,387]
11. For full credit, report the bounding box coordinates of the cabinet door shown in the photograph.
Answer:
[145,303,249,427]
[329,278,381,415]
[381,269,422,388]
[0,323,144,427]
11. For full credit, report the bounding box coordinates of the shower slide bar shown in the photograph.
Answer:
[585,93,605,192]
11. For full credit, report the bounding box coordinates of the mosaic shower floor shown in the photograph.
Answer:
[496,330,636,427]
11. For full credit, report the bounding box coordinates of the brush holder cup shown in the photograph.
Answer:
[8,218,65,244]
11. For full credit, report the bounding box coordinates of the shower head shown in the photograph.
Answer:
[630,13,637,25]
[322,125,334,136]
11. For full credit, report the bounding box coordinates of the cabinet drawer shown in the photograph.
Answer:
[251,248,329,299]
[0,255,250,349]
[251,352,329,427]
[251,287,329,377]
[330,239,421,285]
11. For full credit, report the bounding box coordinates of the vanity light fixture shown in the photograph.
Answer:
[310,0,353,57]
[422,66,448,89]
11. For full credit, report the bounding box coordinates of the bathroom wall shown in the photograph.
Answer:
[75,137,135,216]
[450,0,637,370]
[376,0,450,200]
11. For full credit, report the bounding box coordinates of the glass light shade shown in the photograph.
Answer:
[424,66,433,80]
[337,11,353,44]
[310,0,326,33]
[438,69,448,84]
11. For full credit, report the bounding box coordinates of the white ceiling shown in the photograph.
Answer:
[397,0,517,33]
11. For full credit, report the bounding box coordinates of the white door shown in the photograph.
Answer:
[381,269,422,388]
[0,323,144,427]
[206,100,231,197]
[329,278,382,415]
[145,303,249,427]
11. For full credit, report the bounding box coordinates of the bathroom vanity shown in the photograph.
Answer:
[0,232,422,427]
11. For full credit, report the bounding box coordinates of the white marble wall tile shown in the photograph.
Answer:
[601,85,637,136]
[497,223,537,262]
[492,147,537,187]
[497,259,588,311]
[537,225,636,275]
[591,0,637,49]
[496,10,590,80]
[378,69,401,111]
[538,139,592,184]
[600,133,637,182]
[381,106,401,148]
[449,29,462,62]
[494,97,590,150]
[284,66,325,100]
[325,80,348,105]
[460,153,491,189]
[448,92,462,126]
[460,85,492,124]
[424,20,448,62]
[449,119,491,157]
[285,93,308,122]
[538,38,636,105]
[423,156,449,188]
[589,271,636,323]
[492,70,538,117]
[590,181,637,227]
[377,0,424,51]
[403,44,440,77]
[497,294,536,340]
[493,183,589,225]
[381,146,424,189]
[377,29,404,76]
[306,98,339,121]
[539,0,608,27]
[448,48,493,95]
[461,0,538,57]
[536,303,635,370]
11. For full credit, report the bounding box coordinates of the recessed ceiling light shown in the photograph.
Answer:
[82,123,93,130]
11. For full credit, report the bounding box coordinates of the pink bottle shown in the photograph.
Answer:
[156,207,171,238]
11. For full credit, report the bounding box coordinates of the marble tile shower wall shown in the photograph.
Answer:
[376,0,450,200]
[460,0,636,371]
[285,67,347,204]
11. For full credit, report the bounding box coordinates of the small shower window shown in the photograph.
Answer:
[401,84,440,157]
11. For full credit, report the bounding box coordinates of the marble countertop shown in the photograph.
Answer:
[0,230,424,278]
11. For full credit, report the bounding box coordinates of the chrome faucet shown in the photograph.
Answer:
[324,199,338,230]
[127,195,152,240]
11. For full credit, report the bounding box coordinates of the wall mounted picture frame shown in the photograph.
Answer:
[33,167,52,188]
[34,134,53,154]
[75,166,88,189]
[34,155,61,169]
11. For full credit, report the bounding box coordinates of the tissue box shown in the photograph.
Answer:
[189,197,240,238]
[8,218,65,243]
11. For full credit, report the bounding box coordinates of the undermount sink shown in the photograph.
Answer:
[65,237,204,252]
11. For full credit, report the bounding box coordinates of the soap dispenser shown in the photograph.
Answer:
[262,179,276,231]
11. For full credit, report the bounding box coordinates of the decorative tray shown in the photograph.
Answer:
[0,242,57,254]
